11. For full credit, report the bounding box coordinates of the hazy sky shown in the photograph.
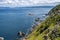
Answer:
[0,0,60,7]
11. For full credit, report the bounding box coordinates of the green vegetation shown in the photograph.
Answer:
[26,4,60,40]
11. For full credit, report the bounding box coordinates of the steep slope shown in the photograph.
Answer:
[26,5,60,40]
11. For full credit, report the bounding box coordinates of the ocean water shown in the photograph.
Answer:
[0,6,53,40]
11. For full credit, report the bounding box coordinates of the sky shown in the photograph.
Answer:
[0,0,60,7]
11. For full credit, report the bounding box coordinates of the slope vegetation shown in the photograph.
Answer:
[26,5,60,40]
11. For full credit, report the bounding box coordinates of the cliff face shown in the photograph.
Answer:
[26,5,60,40]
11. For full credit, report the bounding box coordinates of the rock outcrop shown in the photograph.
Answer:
[0,37,4,40]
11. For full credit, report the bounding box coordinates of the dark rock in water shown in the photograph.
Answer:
[35,18,40,22]
[28,13,33,16]
[17,31,25,38]
[29,13,32,15]
[45,14,49,16]
[0,37,4,40]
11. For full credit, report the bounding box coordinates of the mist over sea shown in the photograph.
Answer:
[0,6,53,40]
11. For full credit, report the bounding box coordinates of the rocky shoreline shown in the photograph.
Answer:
[17,5,60,40]
[17,13,48,40]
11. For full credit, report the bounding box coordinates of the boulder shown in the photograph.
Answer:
[0,37,4,40]
[17,31,25,38]
[35,18,40,22]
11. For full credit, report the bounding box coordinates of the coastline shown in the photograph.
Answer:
[17,4,60,40]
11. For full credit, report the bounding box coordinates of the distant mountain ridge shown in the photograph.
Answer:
[0,6,53,13]
[0,6,54,9]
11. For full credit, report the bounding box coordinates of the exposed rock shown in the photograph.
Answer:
[45,14,49,16]
[35,18,40,22]
[17,31,25,38]
[28,12,33,16]
[17,37,26,40]
[43,35,48,40]
[0,37,4,40]
[58,10,60,13]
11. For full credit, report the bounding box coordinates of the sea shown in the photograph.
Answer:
[0,6,53,40]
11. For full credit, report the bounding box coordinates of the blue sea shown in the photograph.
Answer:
[0,6,53,40]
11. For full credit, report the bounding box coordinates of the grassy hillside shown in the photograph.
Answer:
[26,5,60,40]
